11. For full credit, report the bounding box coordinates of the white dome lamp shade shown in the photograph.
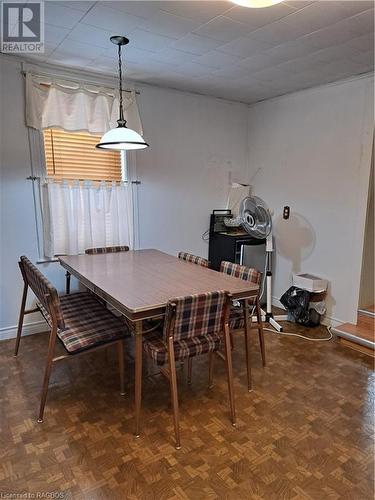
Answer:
[231,0,282,7]
[96,36,149,151]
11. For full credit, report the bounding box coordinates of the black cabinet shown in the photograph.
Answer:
[208,231,265,271]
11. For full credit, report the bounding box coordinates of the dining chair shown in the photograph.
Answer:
[142,291,235,449]
[220,261,265,392]
[64,246,130,294]
[178,251,209,268]
[15,256,131,422]
[85,245,130,255]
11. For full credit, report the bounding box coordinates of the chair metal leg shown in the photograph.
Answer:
[255,297,266,367]
[134,321,143,437]
[187,358,192,385]
[223,325,236,427]
[118,341,125,396]
[38,328,57,423]
[14,282,28,356]
[167,337,181,450]
[65,271,71,295]
[243,301,252,392]
[208,351,214,389]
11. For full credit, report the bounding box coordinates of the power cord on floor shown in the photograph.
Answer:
[257,253,333,342]
[263,325,333,342]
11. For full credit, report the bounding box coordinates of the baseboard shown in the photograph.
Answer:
[271,296,286,311]
[333,327,374,350]
[358,308,375,318]
[0,320,47,342]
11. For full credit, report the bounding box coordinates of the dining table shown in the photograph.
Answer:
[59,249,259,436]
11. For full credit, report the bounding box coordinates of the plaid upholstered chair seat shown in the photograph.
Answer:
[143,329,221,365]
[85,246,130,254]
[38,292,129,354]
[229,307,245,330]
[178,252,209,268]
[229,299,257,330]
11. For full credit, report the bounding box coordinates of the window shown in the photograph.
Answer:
[43,128,125,181]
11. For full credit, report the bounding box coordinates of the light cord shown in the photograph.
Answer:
[117,43,125,127]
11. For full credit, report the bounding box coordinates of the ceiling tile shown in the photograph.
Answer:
[262,39,318,63]
[350,50,373,69]
[283,1,315,10]
[239,51,281,71]
[247,19,308,45]
[51,38,102,59]
[171,33,221,55]
[66,23,113,49]
[103,1,161,19]
[305,20,360,49]
[313,42,362,63]
[193,50,242,69]
[115,45,155,65]
[174,61,213,77]
[44,23,70,45]
[151,47,196,65]
[45,3,84,29]
[251,66,291,84]
[346,33,374,52]
[347,9,375,35]
[56,1,95,13]
[217,36,273,58]
[140,11,202,39]
[126,29,176,52]
[282,2,350,32]
[336,0,374,17]
[157,1,231,23]
[80,4,145,33]
[210,63,256,79]
[193,16,250,43]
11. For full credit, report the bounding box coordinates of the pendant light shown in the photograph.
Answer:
[96,36,149,151]
[231,0,282,7]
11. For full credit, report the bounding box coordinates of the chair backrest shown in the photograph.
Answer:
[220,261,262,285]
[85,246,130,255]
[164,291,230,342]
[178,252,209,268]
[19,256,65,329]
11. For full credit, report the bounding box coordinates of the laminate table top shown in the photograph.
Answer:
[59,249,259,321]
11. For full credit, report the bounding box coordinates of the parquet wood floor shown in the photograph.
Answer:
[0,323,373,499]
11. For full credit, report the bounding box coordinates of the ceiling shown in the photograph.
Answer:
[24,0,374,103]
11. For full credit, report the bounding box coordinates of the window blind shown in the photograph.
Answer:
[43,128,122,181]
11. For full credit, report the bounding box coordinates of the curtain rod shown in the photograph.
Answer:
[26,175,141,184]
[21,70,140,95]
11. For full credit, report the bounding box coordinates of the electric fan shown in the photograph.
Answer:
[239,196,287,331]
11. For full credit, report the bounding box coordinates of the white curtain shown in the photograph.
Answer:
[42,180,134,257]
[25,72,143,135]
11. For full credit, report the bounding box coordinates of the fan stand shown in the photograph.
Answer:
[241,234,288,332]
[261,238,288,332]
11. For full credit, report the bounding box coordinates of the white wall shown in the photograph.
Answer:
[136,83,249,258]
[0,56,67,339]
[247,75,374,324]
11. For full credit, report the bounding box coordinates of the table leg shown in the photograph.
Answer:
[134,320,143,437]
